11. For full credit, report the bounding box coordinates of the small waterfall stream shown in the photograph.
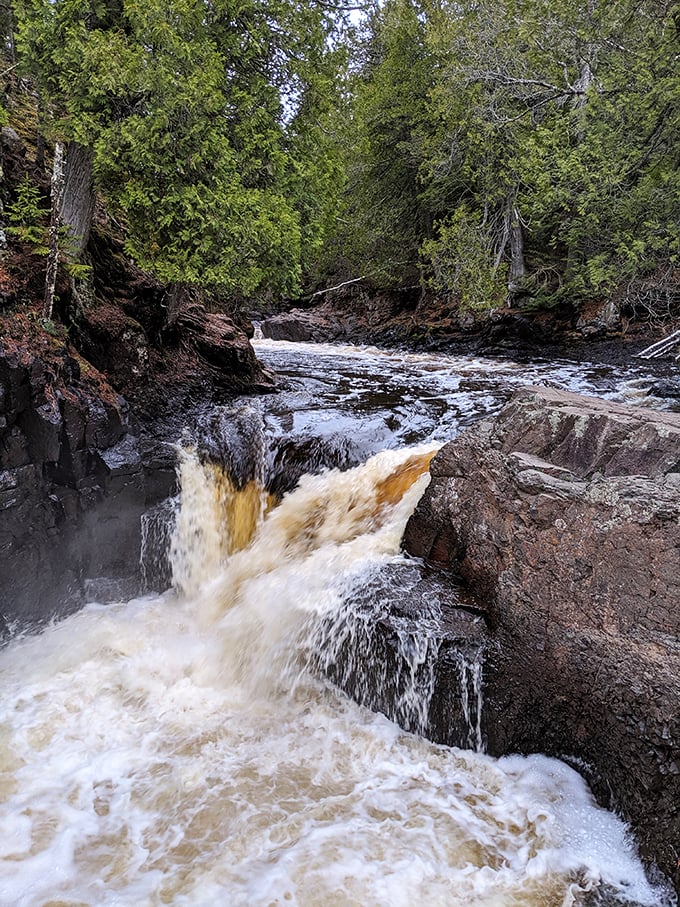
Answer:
[0,341,676,906]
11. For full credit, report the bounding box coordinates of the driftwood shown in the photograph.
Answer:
[636,329,680,360]
[309,276,367,299]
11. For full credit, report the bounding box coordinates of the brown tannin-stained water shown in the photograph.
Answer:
[0,339,675,906]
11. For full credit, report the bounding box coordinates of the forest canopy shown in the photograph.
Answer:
[327,0,680,315]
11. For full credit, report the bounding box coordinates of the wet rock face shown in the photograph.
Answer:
[0,339,175,629]
[403,387,680,893]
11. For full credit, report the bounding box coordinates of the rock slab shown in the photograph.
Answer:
[404,386,680,893]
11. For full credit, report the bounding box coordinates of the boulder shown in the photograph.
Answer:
[648,378,680,400]
[403,387,680,894]
[175,304,275,391]
[261,308,348,343]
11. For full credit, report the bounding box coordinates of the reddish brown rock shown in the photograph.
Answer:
[404,387,680,894]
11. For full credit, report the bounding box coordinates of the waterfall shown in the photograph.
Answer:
[0,438,670,906]
[139,497,178,592]
[147,420,481,745]
[455,647,484,752]
[298,589,444,738]
[294,566,487,751]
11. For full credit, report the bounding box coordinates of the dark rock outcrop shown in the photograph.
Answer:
[260,283,651,353]
[262,307,353,343]
[648,378,680,400]
[261,287,421,346]
[0,326,176,629]
[404,387,680,893]
[68,226,276,410]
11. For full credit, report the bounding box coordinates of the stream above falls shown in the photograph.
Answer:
[249,338,675,487]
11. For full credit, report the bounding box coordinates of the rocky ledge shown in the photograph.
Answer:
[0,280,276,632]
[259,282,658,352]
[404,387,680,894]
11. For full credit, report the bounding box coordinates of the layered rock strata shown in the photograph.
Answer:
[404,387,680,893]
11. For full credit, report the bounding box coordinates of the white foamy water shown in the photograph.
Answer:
[0,447,671,906]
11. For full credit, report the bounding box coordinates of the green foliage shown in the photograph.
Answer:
[11,0,679,316]
[321,0,680,317]
[42,317,68,338]
[13,0,345,303]
[6,175,49,254]
[62,258,92,281]
[421,206,508,311]
[323,0,436,287]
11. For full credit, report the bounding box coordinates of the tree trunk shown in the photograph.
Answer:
[494,197,527,306]
[507,206,526,303]
[43,141,65,322]
[0,0,15,64]
[0,126,5,251]
[166,281,190,330]
[60,142,95,259]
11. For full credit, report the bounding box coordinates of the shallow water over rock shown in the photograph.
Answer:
[250,338,671,494]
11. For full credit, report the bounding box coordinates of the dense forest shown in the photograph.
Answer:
[0,0,678,332]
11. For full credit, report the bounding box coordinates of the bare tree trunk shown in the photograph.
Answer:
[507,206,526,303]
[43,141,65,322]
[0,126,5,252]
[35,131,46,174]
[166,281,189,330]
[0,0,14,64]
[494,197,527,306]
[60,142,95,259]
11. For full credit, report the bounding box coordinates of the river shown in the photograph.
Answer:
[0,339,676,906]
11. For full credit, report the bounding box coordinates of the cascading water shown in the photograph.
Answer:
[295,562,486,748]
[140,498,178,593]
[0,429,673,906]
[455,648,484,752]
[297,578,445,738]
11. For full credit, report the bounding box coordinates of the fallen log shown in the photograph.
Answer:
[636,328,680,359]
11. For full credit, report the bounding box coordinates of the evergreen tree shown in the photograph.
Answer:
[331,0,436,287]
[329,0,680,314]
[14,0,344,306]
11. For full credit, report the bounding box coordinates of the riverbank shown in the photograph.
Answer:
[0,273,274,629]
[260,284,676,368]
